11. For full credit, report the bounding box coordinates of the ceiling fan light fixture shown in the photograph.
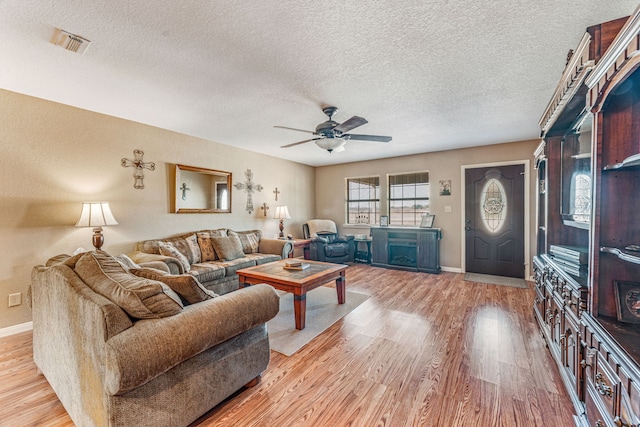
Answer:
[315,138,346,153]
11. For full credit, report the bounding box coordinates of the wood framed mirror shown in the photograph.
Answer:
[174,164,232,213]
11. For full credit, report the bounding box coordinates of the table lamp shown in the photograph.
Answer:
[75,202,119,250]
[273,206,290,239]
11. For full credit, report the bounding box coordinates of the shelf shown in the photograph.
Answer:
[600,247,640,265]
[603,153,640,170]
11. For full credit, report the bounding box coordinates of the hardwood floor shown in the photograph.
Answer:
[0,265,575,426]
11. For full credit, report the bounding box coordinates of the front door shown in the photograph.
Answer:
[465,164,525,278]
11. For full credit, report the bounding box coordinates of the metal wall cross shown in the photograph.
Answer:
[233,169,263,214]
[273,187,280,201]
[121,150,155,189]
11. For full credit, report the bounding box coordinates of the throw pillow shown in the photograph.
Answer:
[158,242,191,272]
[184,234,201,264]
[229,230,261,254]
[197,236,217,262]
[131,268,218,305]
[114,253,142,271]
[210,235,245,261]
[74,251,183,319]
[196,229,227,261]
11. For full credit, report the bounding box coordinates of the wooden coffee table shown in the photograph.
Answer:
[237,259,347,330]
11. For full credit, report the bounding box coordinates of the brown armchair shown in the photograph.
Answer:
[303,219,355,264]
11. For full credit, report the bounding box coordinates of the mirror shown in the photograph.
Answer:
[560,112,592,228]
[174,164,232,213]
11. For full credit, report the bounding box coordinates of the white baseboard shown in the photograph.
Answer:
[0,321,33,338]
[441,266,463,273]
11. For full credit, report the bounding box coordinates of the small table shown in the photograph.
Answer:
[354,238,372,264]
[237,259,347,330]
[288,238,311,259]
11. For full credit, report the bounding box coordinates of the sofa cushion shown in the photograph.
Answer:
[216,257,256,275]
[229,230,262,254]
[158,242,191,272]
[197,229,227,261]
[131,268,218,305]
[210,235,245,261]
[189,262,227,283]
[74,251,183,319]
[244,253,281,265]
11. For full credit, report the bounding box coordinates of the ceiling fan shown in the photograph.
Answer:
[275,106,392,153]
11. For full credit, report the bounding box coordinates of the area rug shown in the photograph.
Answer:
[464,272,528,289]
[267,287,370,356]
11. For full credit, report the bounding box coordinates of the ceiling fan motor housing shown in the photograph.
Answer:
[315,120,340,137]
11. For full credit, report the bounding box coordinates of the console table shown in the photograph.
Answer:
[371,227,441,274]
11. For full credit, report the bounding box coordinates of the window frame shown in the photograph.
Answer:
[345,176,381,225]
[387,171,430,226]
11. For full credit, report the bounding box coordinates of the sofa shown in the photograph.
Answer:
[30,250,280,427]
[129,229,292,295]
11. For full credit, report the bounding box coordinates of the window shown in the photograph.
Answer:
[388,172,430,226]
[346,176,380,225]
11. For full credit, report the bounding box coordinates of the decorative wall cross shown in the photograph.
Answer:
[180,183,190,200]
[273,187,280,201]
[233,169,263,214]
[121,150,155,189]
[260,203,269,217]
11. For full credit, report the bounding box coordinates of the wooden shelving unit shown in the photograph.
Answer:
[533,8,640,427]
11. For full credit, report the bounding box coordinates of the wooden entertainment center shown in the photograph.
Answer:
[534,7,640,426]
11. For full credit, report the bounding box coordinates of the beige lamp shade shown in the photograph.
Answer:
[75,202,118,250]
[273,205,291,220]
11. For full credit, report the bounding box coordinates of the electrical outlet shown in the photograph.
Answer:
[8,292,21,307]
[444,206,452,213]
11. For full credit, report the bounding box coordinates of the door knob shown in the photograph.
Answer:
[465,226,473,231]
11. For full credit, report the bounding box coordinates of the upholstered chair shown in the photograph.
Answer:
[303,219,355,264]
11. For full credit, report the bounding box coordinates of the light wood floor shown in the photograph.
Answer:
[0,265,575,426]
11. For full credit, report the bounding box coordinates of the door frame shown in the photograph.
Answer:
[460,159,531,278]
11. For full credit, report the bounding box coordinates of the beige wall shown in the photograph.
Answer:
[315,139,539,274]
[0,87,540,331]
[0,89,315,329]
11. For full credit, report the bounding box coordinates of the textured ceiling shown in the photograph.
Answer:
[1,1,638,167]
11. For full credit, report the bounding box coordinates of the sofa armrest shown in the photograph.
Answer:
[258,238,292,258]
[128,251,183,274]
[104,283,279,395]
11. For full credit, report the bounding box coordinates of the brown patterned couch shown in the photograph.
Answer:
[129,229,292,295]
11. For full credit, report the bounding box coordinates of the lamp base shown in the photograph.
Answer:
[92,227,104,251]
[279,219,285,239]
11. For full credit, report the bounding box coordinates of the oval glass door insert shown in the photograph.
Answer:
[481,178,507,233]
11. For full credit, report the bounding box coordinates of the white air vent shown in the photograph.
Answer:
[51,28,91,54]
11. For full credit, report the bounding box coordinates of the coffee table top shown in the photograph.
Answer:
[236,259,346,285]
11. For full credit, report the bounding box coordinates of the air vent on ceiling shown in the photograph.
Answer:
[51,28,91,54]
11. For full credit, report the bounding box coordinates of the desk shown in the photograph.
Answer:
[354,238,372,264]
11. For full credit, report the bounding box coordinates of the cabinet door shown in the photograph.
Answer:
[417,230,440,273]
[371,228,388,264]
[562,312,581,397]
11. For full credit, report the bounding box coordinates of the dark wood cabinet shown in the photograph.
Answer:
[534,8,640,427]
[370,227,441,274]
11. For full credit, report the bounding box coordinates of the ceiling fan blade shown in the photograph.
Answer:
[334,116,368,133]
[345,134,392,142]
[274,125,315,135]
[280,138,321,148]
